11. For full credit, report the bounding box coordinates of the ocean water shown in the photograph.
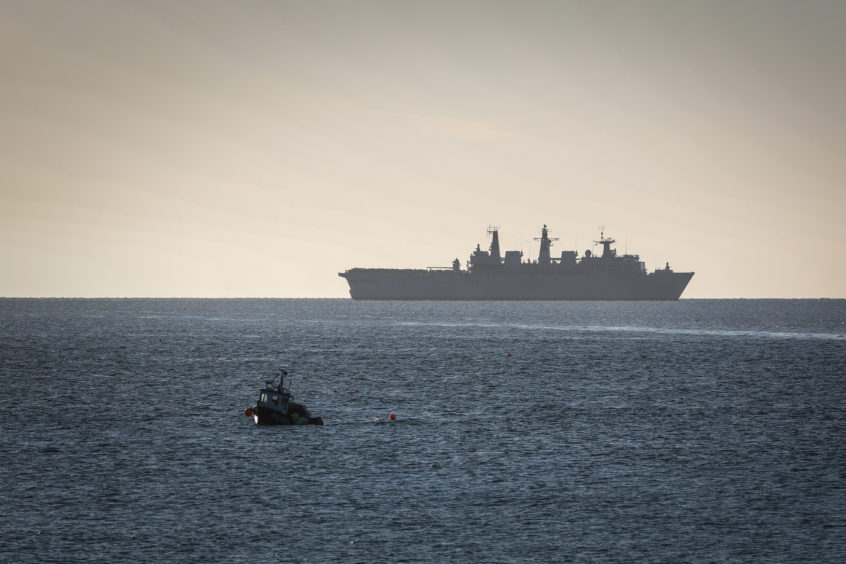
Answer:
[1,298,844,562]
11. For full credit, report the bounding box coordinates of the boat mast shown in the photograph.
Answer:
[487,226,501,262]
[594,231,616,258]
[534,224,558,265]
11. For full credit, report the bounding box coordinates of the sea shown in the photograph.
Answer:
[1,298,844,563]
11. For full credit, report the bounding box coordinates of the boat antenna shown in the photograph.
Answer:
[280,368,289,392]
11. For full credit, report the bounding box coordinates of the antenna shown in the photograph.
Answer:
[533,224,559,243]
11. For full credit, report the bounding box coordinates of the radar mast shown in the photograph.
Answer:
[487,225,501,261]
[594,231,616,258]
[534,224,558,265]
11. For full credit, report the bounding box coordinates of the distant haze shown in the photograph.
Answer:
[2,0,844,298]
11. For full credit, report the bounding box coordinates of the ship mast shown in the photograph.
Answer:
[594,231,616,258]
[487,226,501,261]
[534,224,558,265]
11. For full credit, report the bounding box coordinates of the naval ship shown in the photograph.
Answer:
[339,225,694,300]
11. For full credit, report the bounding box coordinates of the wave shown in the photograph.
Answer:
[396,321,846,341]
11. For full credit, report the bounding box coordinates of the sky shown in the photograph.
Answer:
[1,0,844,298]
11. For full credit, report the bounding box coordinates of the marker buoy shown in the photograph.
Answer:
[507,353,512,357]
[353,389,359,393]
[389,413,396,420]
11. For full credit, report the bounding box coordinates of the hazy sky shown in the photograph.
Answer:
[2,0,844,298]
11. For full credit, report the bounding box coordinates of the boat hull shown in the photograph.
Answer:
[251,405,323,426]
[339,269,694,300]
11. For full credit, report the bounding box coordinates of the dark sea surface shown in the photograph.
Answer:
[1,299,844,562]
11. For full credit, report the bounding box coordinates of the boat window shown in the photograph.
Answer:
[261,393,268,403]
[272,395,279,406]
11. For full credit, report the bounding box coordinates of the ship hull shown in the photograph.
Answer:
[339,269,694,300]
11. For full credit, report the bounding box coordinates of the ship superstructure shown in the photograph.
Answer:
[339,225,693,300]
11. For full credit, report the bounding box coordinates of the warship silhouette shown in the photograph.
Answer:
[339,225,693,300]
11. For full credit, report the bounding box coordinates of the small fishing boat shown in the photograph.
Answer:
[244,369,324,426]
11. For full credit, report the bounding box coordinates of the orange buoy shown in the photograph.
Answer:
[244,407,253,417]
[389,413,396,420]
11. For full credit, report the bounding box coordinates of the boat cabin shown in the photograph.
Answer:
[258,382,292,415]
